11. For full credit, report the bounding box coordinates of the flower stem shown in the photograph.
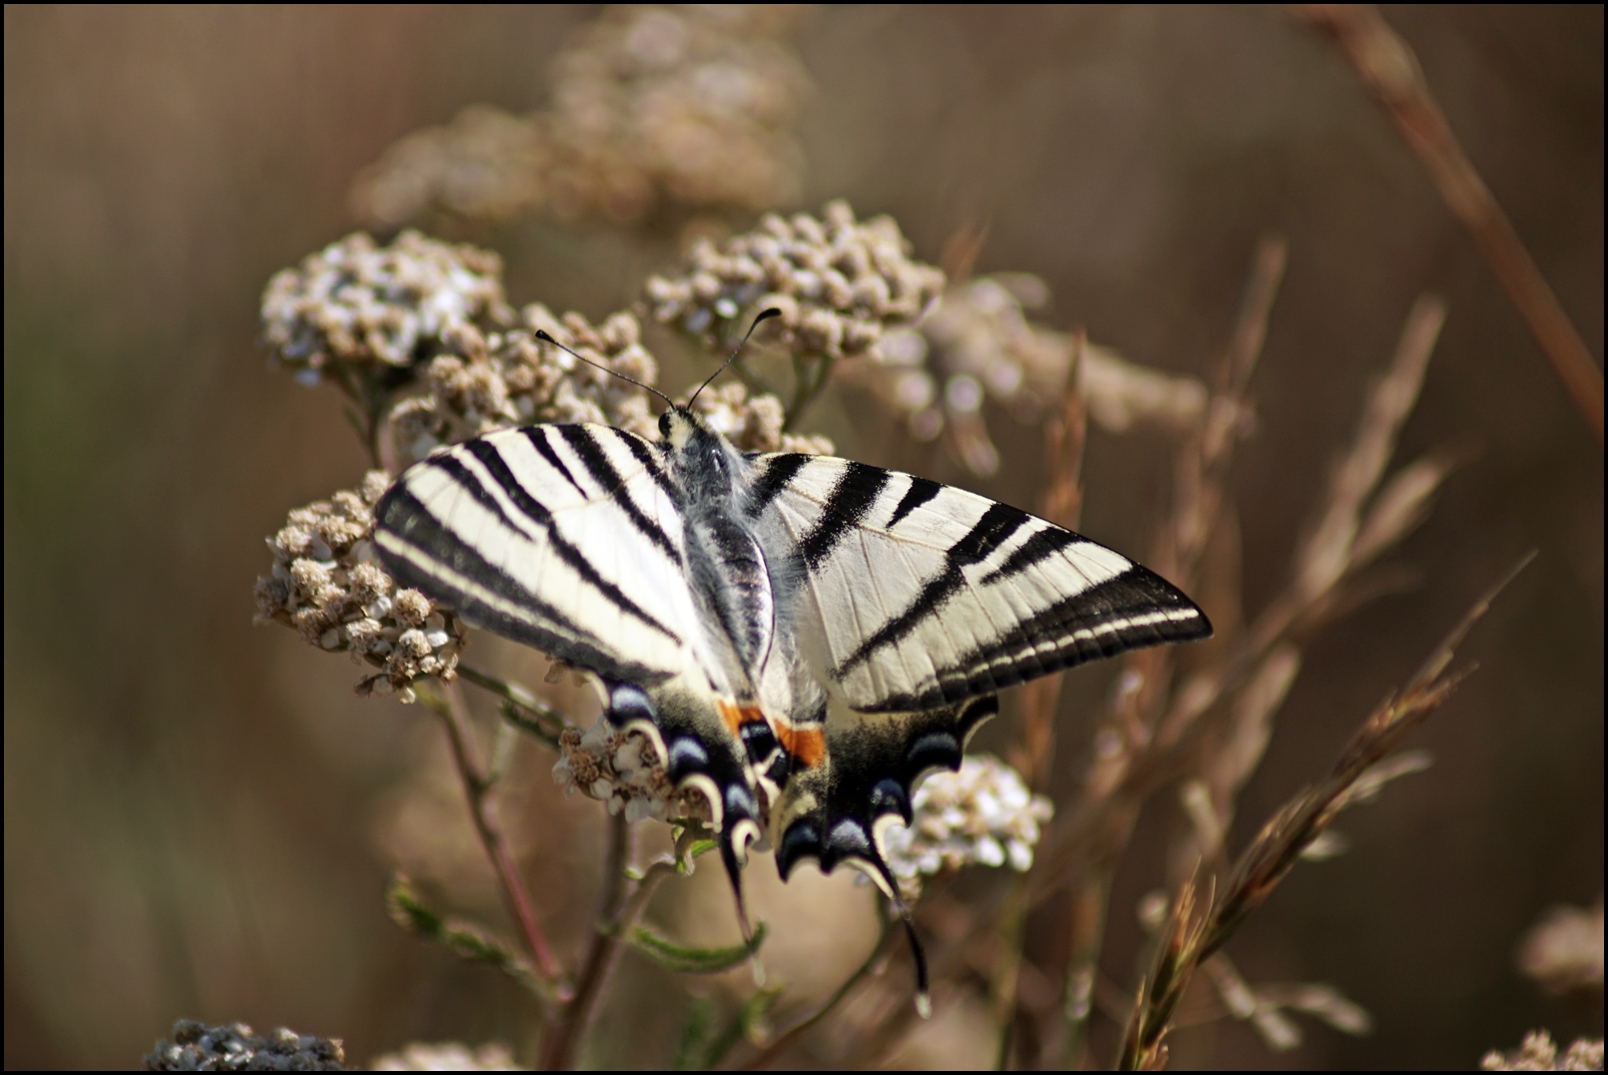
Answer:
[542,816,673,1070]
[423,681,562,990]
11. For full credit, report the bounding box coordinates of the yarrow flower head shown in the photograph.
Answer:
[351,6,811,230]
[1480,1031,1605,1072]
[261,230,513,385]
[552,715,708,825]
[370,1040,519,1071]
[646,200,947,364]
[386,305,661,461]
[1518,897,1604,996]
[540,5,810,222]
[144,1020,345,1072]
[252,471,463,703]
[865,274,1070,474]
[881,754,1053,898]
[859,274,1209,475]
[350,104,550,230]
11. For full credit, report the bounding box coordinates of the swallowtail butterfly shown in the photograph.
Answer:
[373,317,1210,1011]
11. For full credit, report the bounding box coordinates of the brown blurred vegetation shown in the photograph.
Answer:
[4,6,1600,1069]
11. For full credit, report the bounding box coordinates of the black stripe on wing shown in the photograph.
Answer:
[832,502,1035,679]
[887,476,942,529]
[375,486,674,684]
[856,565,1210,713]
[797,461,891,568]
[542,426,679,562]
[746,453,811,520]
[410,445,680,645]
[978,525,1082,584]
[613,426,678,501]
[526,427,587,500]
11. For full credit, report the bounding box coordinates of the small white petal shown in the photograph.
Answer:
[1006,840,1034,871]
[974,836,1006,868]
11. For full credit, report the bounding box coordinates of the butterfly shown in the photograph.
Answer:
[372,316,1211,1011]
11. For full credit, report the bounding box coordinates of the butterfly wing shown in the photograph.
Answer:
[374,423,702,687]
[374,421,770,865]
[747,454,1211,715]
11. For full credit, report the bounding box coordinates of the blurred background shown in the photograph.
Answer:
[4,5,1600,1069]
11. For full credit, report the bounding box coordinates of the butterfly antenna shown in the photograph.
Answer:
[860,848,932,1018]
[901,913,932,1019]
[719,837,766,986]
[688,308,782,407]
[880,871,932,1018]
[534,329,677,412]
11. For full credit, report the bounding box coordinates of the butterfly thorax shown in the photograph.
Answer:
[659,408,781,702]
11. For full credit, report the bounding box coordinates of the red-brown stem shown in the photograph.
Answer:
[1300,4,1603,443]
[433,681,561,987]
[541,816,662,1070]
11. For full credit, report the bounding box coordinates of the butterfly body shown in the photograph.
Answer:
[374,405,1210,1002]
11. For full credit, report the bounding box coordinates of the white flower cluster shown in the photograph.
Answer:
[1519,897,1604,995]
[252,470,463,702]
[261,230,512,383]
[351,104,548,230]
[540,5,809,222]
[386,305,660,460]
[351,6,810,229]
[865,275,1070,475]
[645,201,947,363]
[855,274,1209,476]
[370,1040,519,1072]
[881,754,1053,895]
[552,716,707,825]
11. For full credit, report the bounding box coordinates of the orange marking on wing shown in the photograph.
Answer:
[718,700,769,739]
[716,699,745,736]
[776,724,826,768]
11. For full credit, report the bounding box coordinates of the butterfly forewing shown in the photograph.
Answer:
[749,453,1210,713]
[375,424,701,687]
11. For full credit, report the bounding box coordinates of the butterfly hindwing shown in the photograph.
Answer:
[772,695,1000,890]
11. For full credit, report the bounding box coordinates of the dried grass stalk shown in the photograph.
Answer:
[1116,555,1533,1069]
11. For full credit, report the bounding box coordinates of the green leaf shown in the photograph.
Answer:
[669,987,783,1070]
[385,875,534,985]
[670,995,715,1070]
[703,986,783,1068]
[670,822,720,873]
[625,922,768,974]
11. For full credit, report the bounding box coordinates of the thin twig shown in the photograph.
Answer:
[456,662,569,745]
[419,681,562,991]
[738,920,900,1070]
[541,814,637,1070]
[783,354,836,431]
[1022,242,1285,1060]
[1029,289,1451,909]
[1057,870,1113,1069]
[1299,4,1604,443]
